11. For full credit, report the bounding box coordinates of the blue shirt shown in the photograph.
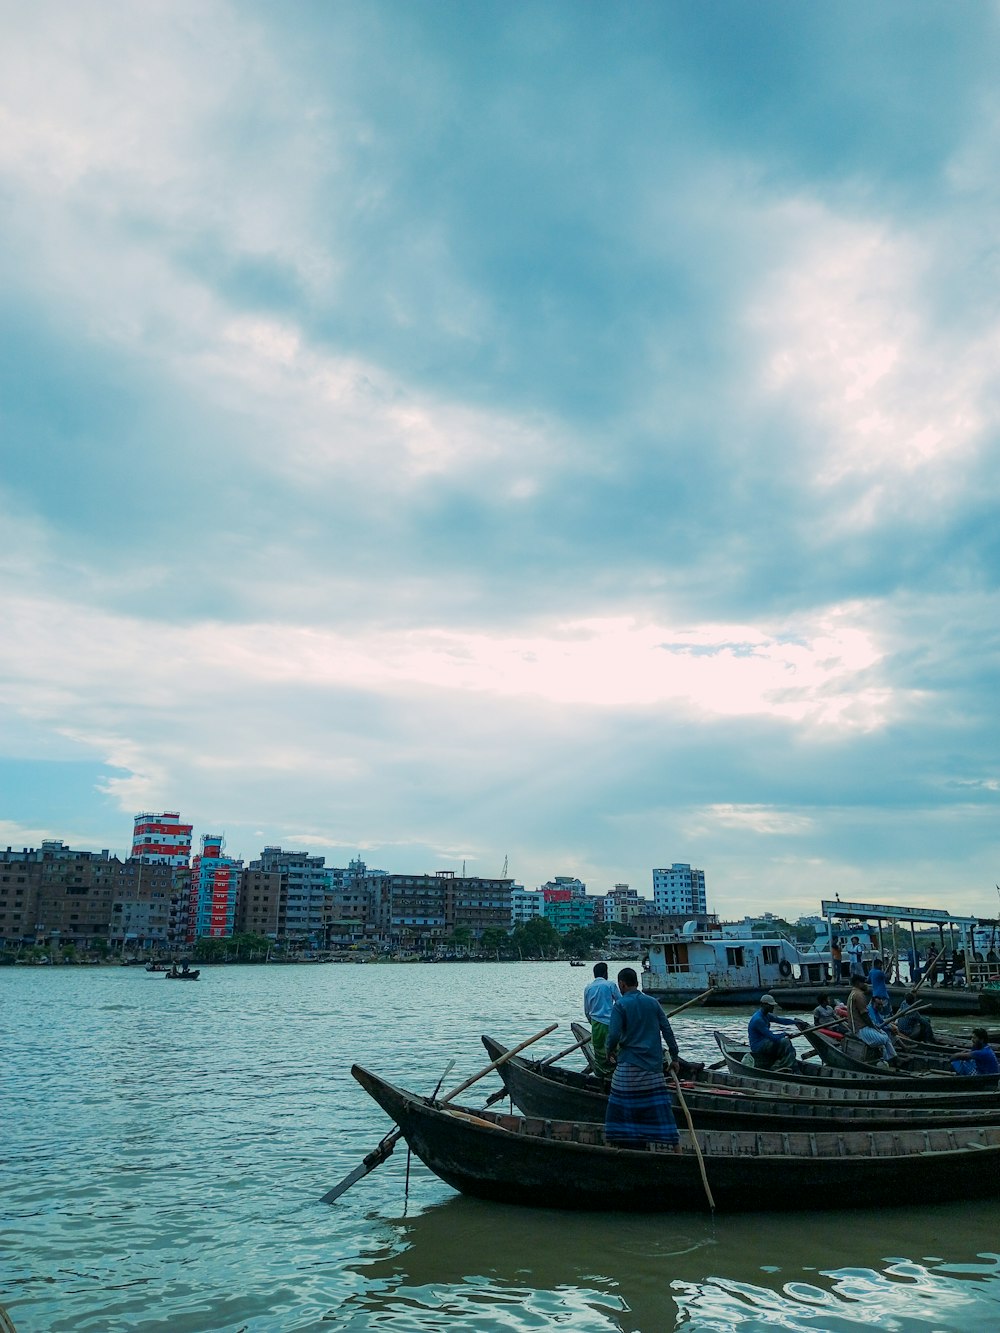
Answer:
[868,966,889,1000]
[747,1008,798,1054]
[583,977,621,1025]
[606,989,678,1069]
[970,1045,1000,1076]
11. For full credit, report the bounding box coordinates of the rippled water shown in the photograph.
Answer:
[3,962,999,1331]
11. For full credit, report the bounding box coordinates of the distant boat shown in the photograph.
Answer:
[145,962,170,972]
[165,967,200,981]
[569,960,585,967]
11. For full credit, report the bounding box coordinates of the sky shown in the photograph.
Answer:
[1,1,999,921]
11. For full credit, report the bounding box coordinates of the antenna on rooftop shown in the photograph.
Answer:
[501,854,508,878]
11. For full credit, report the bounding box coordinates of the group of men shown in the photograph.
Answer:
[583,962,682,1149]
[777,959,998,1076]
[579,954,1000,1154]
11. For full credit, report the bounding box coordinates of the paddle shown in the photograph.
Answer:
[671,1070,715,1212]
[320,1022,558,1203]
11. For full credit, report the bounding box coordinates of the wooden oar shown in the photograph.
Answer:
[320,1023,558,1204]
[672,1071,715,1212]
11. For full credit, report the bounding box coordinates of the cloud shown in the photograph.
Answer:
[1,2,999,913]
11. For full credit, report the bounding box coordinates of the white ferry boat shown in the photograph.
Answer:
[642,919,831,1007]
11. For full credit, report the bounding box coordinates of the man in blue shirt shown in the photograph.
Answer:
[583,962,621,1076]
[951,1028,1000,1078]
[868,957,891,1015]
[604,967,681,1149]
[747,994,801,1070]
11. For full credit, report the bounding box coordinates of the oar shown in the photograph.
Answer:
[672,1071,715,1212]
[320,1023,558,1203]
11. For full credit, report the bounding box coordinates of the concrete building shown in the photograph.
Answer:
[243,847,331,946]
[511,887,544,925]
[600,883,648,925]
[542,887,596,934]
[326,857,380,946]
[0,841,117,952]
[652,864,707,916]
[368,870,513,952]
[188,835,242,941]
[110,856,186,952]
[131,812,192,866]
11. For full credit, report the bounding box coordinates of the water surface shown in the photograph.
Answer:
[3,963,998,1330]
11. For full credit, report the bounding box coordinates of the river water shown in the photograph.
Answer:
[3,962,999,1332]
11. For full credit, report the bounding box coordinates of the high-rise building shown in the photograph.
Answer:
[367,870,513,952]
[243,847,332,946]
[652,864,707,916]
[188,835,242,941]
[131,812,192,866]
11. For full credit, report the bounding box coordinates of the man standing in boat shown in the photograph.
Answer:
[747,994,801,1070]
[583,961,621,1077]
[604,967,681,1150]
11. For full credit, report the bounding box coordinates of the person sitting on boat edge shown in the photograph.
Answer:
[812,993,840,1031]
[950,1028,1000,1078]
[604,967,681,1151]
[895,992,936,1044]
[847,976,899,1066]
[867,957,892,1015]
[583,961,622,1078]
[747,994,802,1070]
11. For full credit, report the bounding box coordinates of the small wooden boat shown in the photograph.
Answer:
[145,962,170,972]
[802,1027,998,1080]
[568,960,586,967]
[713,1032,999,1093]
[480,1036,1000,1131]
[165,968,200,981]
[352,1064,1000,1213]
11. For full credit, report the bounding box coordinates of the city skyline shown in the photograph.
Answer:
[2,5,999,921]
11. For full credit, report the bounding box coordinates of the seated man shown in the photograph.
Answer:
[747,994,801,1070]
[951,1028,1000,1078]
[847,976,898,1065]
[895,993,936,1043]
[812,993,840,1029]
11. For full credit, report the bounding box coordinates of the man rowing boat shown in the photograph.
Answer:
[604,967,680,1150]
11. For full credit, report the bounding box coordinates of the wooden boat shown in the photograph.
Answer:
[145,962,170,972]
[712,1032,999,1092]
[165,968,200,981]
[801,1027,992,1079]
[352,1064,1000,1213]
[480,1036,1000,1131]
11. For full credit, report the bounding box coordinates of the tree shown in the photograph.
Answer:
[479,927,512,958]
[512,916,561,959]
[448,925,473,955]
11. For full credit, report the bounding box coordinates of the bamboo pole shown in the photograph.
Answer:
[672,1071,715,1212]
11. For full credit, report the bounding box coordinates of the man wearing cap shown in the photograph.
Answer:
[747,994,801,1070]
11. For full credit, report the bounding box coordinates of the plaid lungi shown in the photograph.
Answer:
[604,1063,679,1146]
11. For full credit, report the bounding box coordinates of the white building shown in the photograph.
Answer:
[511,887,544,925]
[652,864,707,916]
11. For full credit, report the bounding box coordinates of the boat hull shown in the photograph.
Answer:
[481,1036,1000,1131]
[714,1033,999,1093]
[352,1065,1000,1213]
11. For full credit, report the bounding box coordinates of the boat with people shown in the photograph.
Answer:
[165,965,200,981]
[480,1035,1000,1131]
[145,962,170,972]
[351,1064,1000,1213]
[801,1025,1000,1079]
[712,1032,1000,1092]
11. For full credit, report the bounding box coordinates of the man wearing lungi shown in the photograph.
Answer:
[604,967,681,1149]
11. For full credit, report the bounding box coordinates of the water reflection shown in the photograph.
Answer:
[340,1195,1000,1332]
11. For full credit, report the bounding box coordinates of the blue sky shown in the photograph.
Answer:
[2,1,998,919]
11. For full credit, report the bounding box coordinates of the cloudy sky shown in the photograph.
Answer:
[2,1,999,919]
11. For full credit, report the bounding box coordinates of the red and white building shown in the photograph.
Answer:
[131,812,193,867]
